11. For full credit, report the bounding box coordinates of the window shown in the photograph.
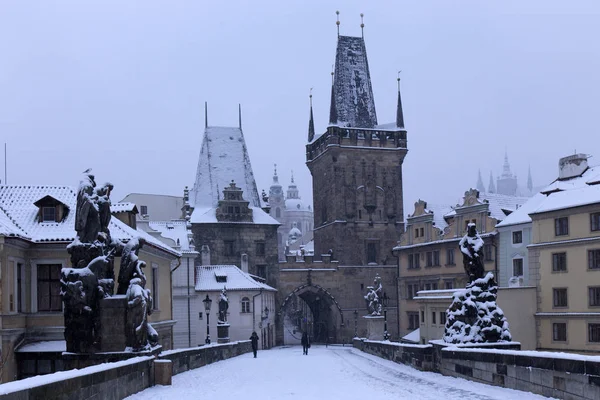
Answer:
[216,275,227,283]
[256,242,265,257]
[420,227,424,237]
[440,312,447,325]
[553,323,567,342]
[444,280,454,290]
[591,212,600,232]
[553,288,568,308]
[406,283,418,299]
[423,282,438,291]
[589,250,600,270]
[554,217,569,236]
[256,265,266,279]
[408,312,420,330]
[420,311,425,323]
[512,231,523,244]
[37,264,62,312]
[140,205,148,215]
[367,243,377,264]
[407,254,414,269]
[17,263,23,312]
[552,252,567,272]
[484,244,493,261]
[241,297,250,313]
[433,250,440,266]
[227,206,234,214]
[589,287,600,307]
[431,311,437,325]
[512,258,524,277]
[152,264,159,310]
[447,249,455,265]
[42,207,56,222]
[426,252,433,267]
[589,324,600,343]
[415,228,419,238]
[224,240,235,256]
[414,253,420,268]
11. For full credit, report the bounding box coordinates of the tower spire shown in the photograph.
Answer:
[360,13,364,38]
[476,169,485,193]
[336,10,340,37]
[396,71,405,129]
[488,171,496,194]
[308,88,315,142]
[204,101,208,128]
[329,68,338,125]
[527,165,533,193]
[238,103,242,130]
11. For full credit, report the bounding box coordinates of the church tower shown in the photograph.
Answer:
[306,26,408,265]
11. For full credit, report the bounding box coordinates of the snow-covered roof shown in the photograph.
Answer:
[148,220,193,252]
[285,198,311,211]
[195,265,276,292]
[110,202,137,213]
[330,35,377,128]
[531,184,600,215]
[190,206,279,225]
[16,340,66,353]
[0,185,180,257]
[402,328,420,343]
[190,126,261,209]
[445,192,529,222]
[495,193,547,227]
[541,163,600,193]
[423,203,453,232]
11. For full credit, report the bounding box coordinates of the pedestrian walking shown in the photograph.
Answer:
[301,331,310,355]
[250,331,259,358]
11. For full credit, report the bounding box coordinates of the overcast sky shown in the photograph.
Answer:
[1,1,599,215]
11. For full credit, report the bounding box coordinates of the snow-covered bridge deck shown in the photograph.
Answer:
[126,345,553,400]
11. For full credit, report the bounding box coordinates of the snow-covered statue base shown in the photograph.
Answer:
[364,315,385,341]
[443,223,511,344]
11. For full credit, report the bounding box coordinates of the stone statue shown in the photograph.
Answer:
[96,182,114,243]
[218,288,229,323]
[75,171,101,244]
[364,274,383,316]
[117,237,146,295]
[125,273,153,351]
[459,223,485,283]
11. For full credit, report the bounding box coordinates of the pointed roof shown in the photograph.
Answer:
[329,35,377,128]
[195,265,276,292]
[191,126,261,208]
[476,169,485,193]
[527,165,533,193]
[501,151,514,179]
[308,94,315,142]
[488,171,496,193]
[396,77,405,129]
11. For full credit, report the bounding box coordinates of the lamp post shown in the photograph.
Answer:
[353,309,358,338]
[203,294,212,344]
[382,292,390,341]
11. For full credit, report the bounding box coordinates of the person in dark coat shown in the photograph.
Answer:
[301,331,310,355]
[250,331,259,358]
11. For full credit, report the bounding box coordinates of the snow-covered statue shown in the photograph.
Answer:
[218,288,229,324]
[125,270,155,351]
[117,237,147,295]
[364,274,383,316]
[459,223,485,283]
[75,171,101,244]
[444,224,512,344]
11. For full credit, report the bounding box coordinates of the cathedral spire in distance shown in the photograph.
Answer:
[308,89,315,142]
[476,169,485,193]
[527,165,533,193]
[488,171,496,193]
[502,150,513,178]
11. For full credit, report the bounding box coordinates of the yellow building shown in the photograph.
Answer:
[0,185,180,382]
[393,189,528,341]
[529,154,600,353]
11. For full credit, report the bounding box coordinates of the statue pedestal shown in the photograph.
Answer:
[217,323,230,344]
[364,315,385,341]
[98,295,127,352]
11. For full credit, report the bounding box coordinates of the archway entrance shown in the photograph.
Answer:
[279,284,343,345]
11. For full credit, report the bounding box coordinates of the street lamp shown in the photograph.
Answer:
[353,309,358,338]
[203,294,212,344]
[382,292,390,341]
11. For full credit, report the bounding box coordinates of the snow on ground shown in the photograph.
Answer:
[126,345,554,400]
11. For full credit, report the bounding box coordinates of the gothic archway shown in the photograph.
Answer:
[279,284,344,344]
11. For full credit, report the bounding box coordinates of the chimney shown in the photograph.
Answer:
[201,245,210,265]
[241,253,249,273]
[558,153,589,180]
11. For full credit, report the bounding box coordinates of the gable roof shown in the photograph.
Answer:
[0,185,180,257]
[194,265,276,292]
[530,184,600,215]
[190,206,279,226]
[190,126,261,209]
[495,193,547,227]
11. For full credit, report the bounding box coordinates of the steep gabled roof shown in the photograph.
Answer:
[191,126,261,208]
[329,35,377,128]
[195,265,276,292]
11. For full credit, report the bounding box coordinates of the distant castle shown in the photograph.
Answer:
[476,152,537,197]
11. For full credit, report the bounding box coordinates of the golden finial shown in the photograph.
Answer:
[397,70,402,91]
[360,13,364,37]
[336,10,340,36]
[309,87,313,106]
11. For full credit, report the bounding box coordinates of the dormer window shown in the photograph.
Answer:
[42,207,56,222]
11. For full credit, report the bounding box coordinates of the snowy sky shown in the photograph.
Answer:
[1,1,599,211]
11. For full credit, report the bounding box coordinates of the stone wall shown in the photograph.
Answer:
[352,338,433,371]
[0,342,252,400]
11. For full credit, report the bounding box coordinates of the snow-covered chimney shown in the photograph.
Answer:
[559,153,589,180]
[201,245,210,265]
[241,253,249,273]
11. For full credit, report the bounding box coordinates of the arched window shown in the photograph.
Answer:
[276,208,281,218]
[241,297,250,313]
